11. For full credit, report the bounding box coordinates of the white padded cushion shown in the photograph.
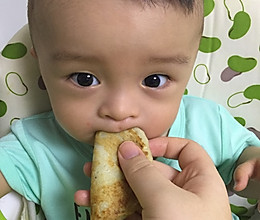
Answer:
[0,25,51,137]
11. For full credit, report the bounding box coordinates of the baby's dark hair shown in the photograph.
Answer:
[133,0,198,12]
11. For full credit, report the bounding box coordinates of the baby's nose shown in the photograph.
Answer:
[98,90,139,122]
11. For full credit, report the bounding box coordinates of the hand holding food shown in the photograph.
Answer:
[75,133,231,220]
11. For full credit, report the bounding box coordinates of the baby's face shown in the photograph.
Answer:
[32,0,202,144]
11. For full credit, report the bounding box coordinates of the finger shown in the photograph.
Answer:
[149,137,214,171]
[118,141,180,208]
[74,190,90,206]
[152,160,180,181]
[233,160,256,191]
[149,137,226,198]
[83,162,92,177]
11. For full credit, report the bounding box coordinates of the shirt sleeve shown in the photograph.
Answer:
[0,131,41,204]
[217,105,260,185]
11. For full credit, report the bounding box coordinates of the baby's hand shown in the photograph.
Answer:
[232,146,260,213]
[233,158,260,192]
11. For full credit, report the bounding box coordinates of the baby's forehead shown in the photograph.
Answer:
[29,0,203,44]
[30,0,202,29]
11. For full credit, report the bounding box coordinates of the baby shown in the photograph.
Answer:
[0,0,259,219]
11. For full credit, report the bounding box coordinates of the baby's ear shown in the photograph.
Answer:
[30,46,38,58]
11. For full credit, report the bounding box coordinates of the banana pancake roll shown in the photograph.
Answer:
[90,127,153,220]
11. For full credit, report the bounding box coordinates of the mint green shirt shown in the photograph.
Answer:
[162,96,260,185]
[0,95,259,220]
[0,112,92,220]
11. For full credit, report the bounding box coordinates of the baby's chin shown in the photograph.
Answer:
[77,135,95,146]
[64,130,95,146]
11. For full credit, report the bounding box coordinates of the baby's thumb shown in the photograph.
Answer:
[118,141,171,208]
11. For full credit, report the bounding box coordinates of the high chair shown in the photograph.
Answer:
[0,0,259,219]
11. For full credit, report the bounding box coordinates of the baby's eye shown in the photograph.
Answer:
[142,74,169,88]
[70,72,100,87]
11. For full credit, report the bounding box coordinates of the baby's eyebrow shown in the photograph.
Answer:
[148,55,191,65]
[52,52,100,63]
[52,51,190,65]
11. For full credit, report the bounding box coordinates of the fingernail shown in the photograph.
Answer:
[119,141,140,160]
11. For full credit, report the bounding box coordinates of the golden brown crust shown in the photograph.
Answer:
[90,127,152,220]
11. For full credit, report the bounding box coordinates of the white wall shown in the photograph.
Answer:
[0,0,28,50]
